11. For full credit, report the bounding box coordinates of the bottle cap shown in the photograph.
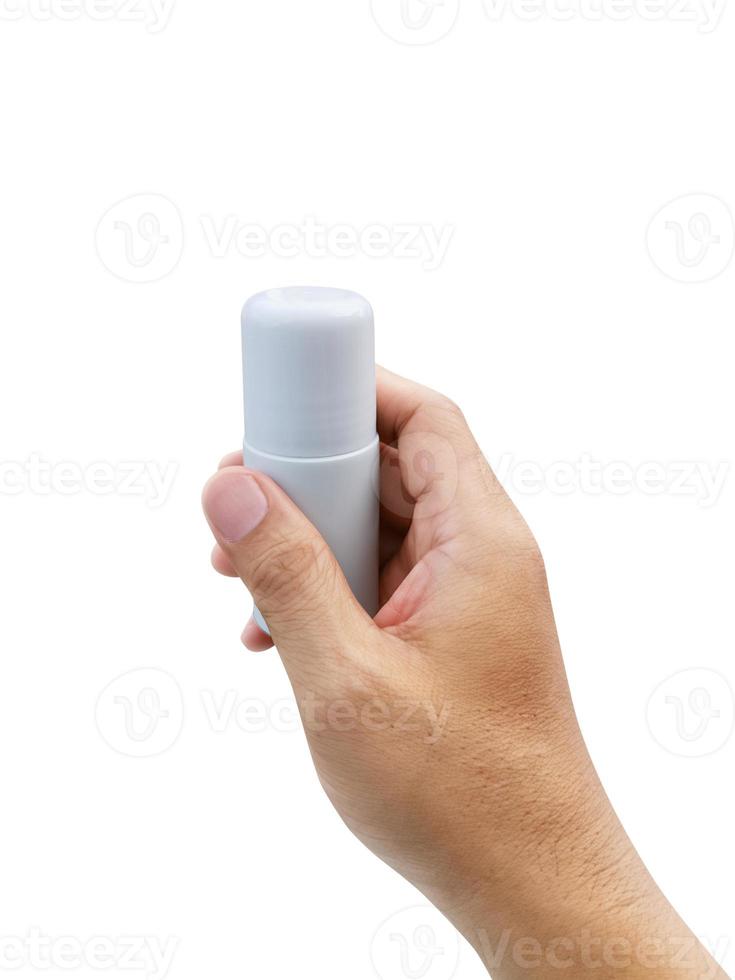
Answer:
[242,287,377,458]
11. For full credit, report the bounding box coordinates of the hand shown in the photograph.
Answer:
[203,367,726,980]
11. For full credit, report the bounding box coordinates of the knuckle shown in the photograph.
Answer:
[248,534,335,614]
[509,523,544,564]
[486,515,548,580]
[523,540,548,581]
[431,393,466,425]
[509,530,549,587]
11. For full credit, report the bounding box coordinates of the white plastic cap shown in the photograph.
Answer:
[242,287,377,458]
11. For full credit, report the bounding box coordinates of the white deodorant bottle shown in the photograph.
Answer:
[242,286,380,635]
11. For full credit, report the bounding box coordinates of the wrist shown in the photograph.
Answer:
[448,782,723,979]
[424,726,723,978]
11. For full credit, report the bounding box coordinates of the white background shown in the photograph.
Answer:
[0,1,733,977]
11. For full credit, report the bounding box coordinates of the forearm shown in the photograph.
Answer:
[459,855,724,979]
[398,706,725,980]
[464,884,725,979]
[445,746,726,980]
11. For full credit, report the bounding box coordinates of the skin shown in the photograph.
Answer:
[202,366,728,980]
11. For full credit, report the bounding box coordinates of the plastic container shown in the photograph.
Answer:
[242,286,380,634]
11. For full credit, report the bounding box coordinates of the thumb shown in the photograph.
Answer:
[202,466,375,668]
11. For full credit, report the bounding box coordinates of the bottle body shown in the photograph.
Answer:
[244,436,380,635]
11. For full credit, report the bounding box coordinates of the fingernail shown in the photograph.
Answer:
[204,472,268,543]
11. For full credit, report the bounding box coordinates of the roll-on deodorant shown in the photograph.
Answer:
[242,286,380,635]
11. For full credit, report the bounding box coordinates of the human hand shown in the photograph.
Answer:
[203,367,725,979]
